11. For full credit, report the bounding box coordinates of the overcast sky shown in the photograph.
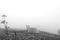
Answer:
[0,0,60,34]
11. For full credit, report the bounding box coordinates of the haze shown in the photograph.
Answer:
[0,0,60,34]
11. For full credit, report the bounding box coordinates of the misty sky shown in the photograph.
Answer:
[0,0,60,34]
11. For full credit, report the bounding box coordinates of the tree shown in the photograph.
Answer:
[1,14,8,35]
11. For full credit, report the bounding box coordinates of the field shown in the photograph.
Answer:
[0,29,60,40]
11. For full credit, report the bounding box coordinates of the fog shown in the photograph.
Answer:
[0,0,60,34]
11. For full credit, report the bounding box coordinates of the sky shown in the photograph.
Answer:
[0,0,60,34]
